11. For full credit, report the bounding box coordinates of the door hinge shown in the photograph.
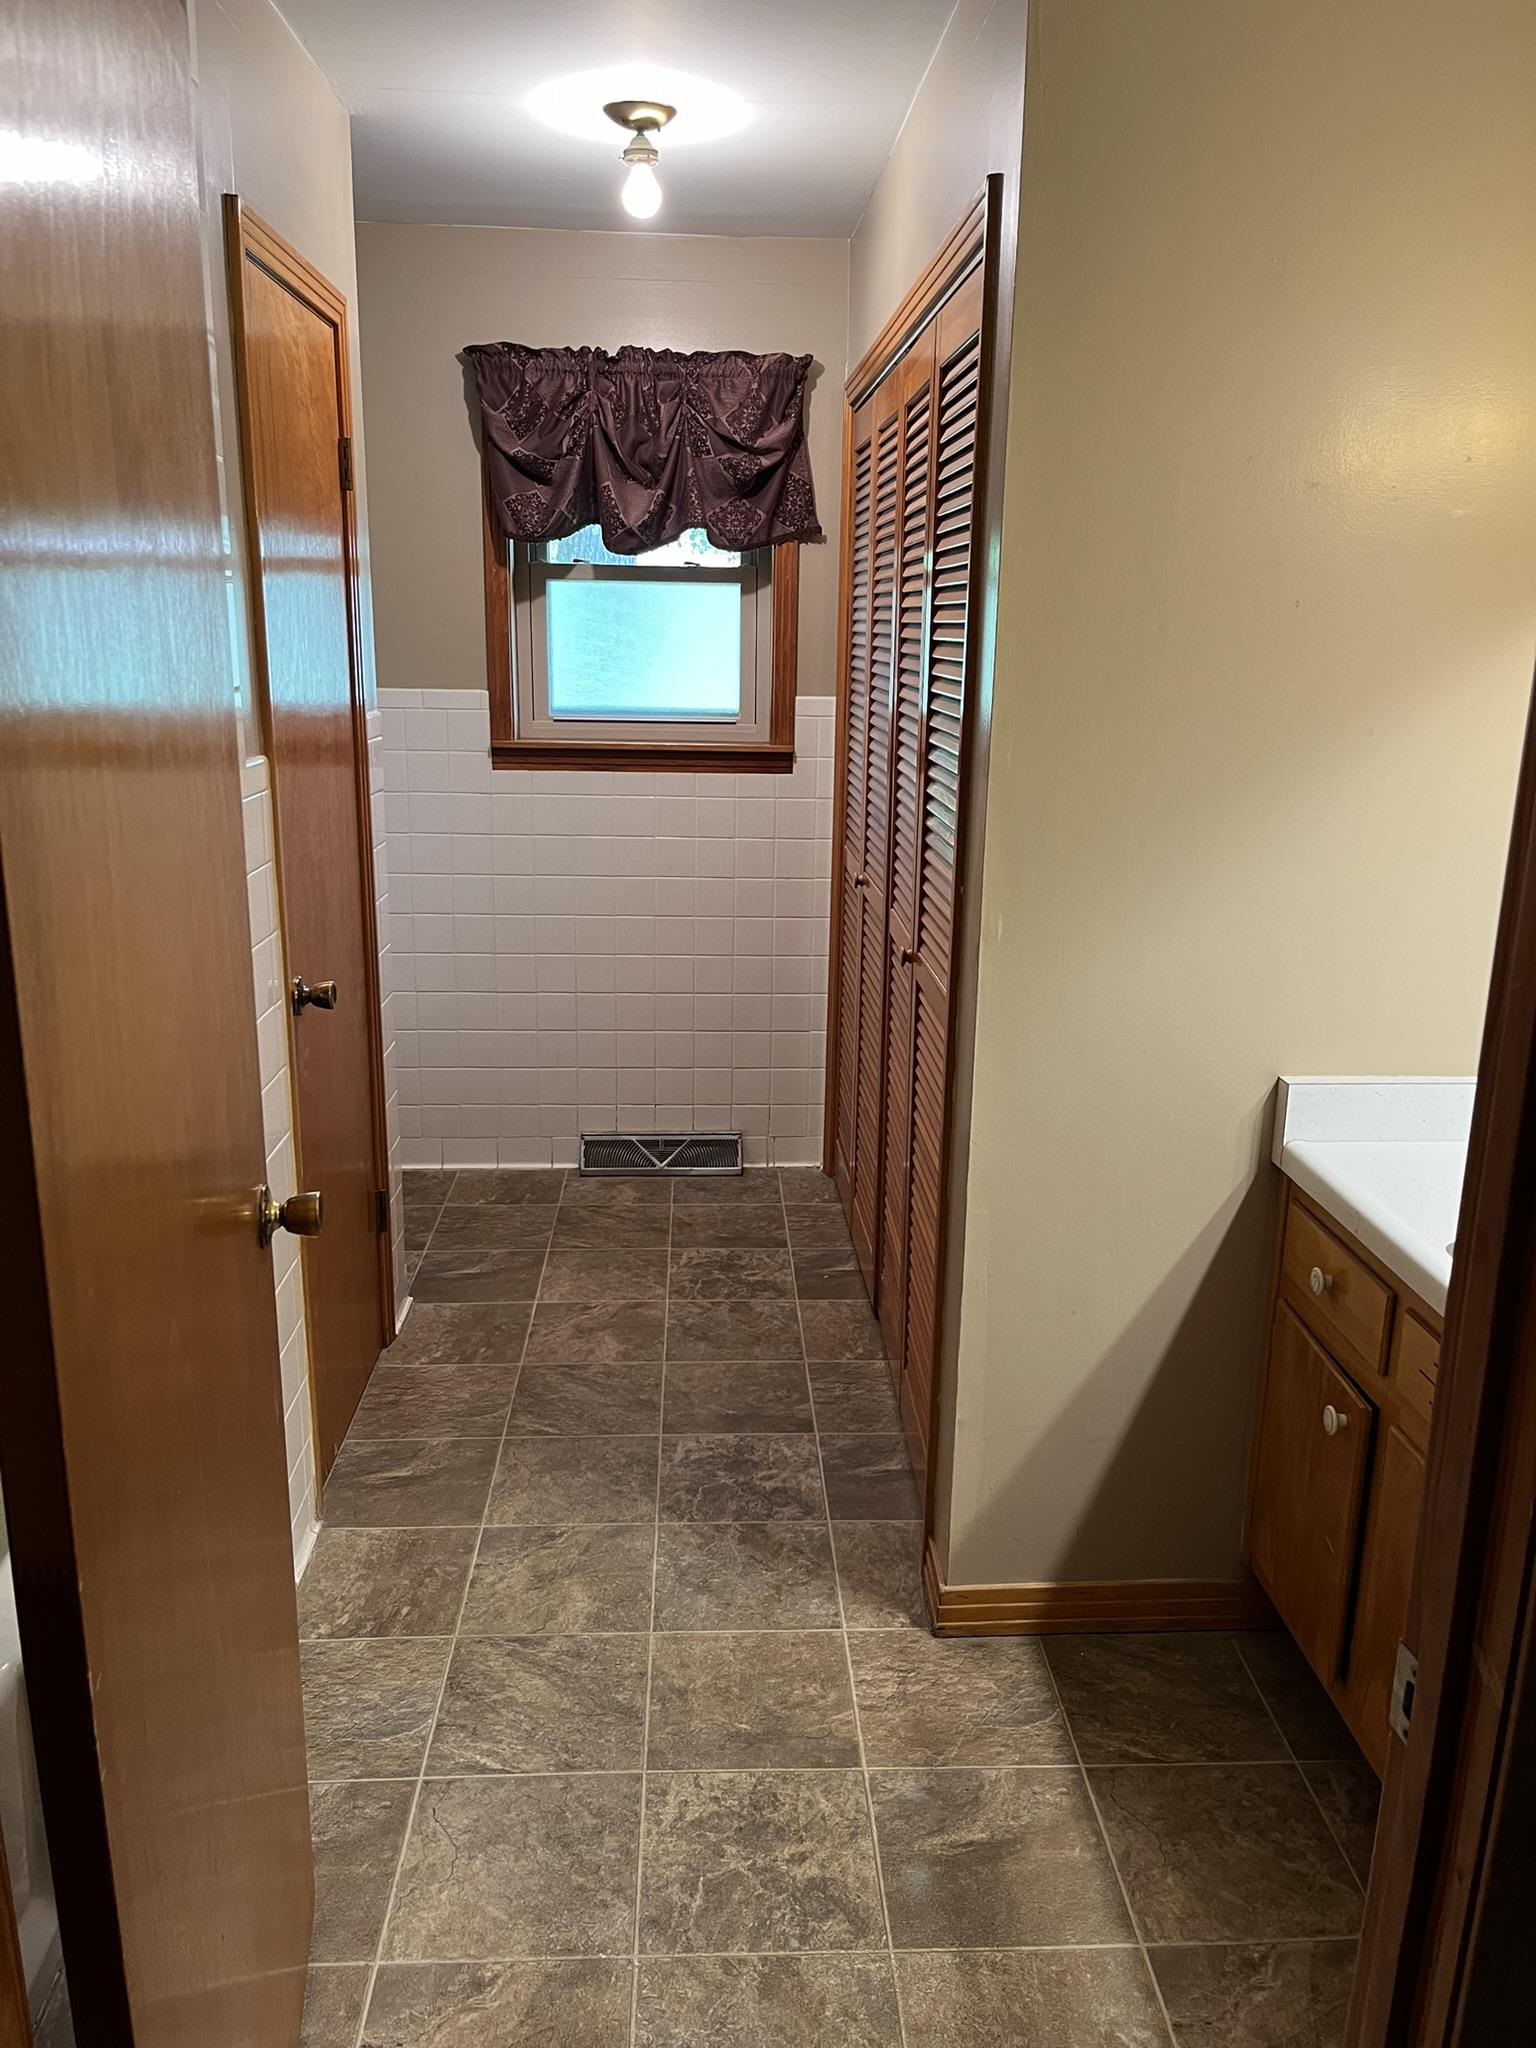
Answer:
[1390,1641,1419,1742]
[375,1187,389,1233]
[338,434,354,492]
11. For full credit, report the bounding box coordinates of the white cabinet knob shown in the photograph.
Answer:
[1322,1404,1348,1436]
[1309,1265,1333,1296]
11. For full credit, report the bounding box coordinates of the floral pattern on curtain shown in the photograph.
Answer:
[462,343,822,556]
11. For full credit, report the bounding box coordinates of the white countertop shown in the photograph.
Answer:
[1273,1078,1473,1314]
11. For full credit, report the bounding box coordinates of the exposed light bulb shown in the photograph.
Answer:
[621,159,662,219]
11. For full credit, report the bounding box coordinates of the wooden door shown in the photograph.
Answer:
[227,206,391,1479]
[1250,1307,1375,1681]
[0,2,312,2040]
[834,378,901,1290]
[879,333,938,1373]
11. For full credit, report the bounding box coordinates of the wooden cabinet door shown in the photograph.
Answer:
[1344,1423,1427,1775]
[1249,1305,1375,1681]
[833,404,874,1222]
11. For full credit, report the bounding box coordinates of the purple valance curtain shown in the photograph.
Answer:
[462,342,822,557]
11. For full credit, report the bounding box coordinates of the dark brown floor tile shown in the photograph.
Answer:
[850,1633,1072,1766]
[561,1175,673,1211]
[302,1639,451,1779]
[785,1204,854,1249]
[673,1170,781,1205]
[872,1766,1132,1950]
[809,1361,900,1432]
[429,1205,559,1252]
[526,1301,666,1364]
[1149,1940,1357,2048]
[671,1204,788,1249]
[800,1300,887,1361]
[303,1965,371,2048]
[404,1210,438,1254]
[639,1769,885,1954]
[1046,1633,1288,1764]
[636,1955,901,2048]
[540,1245,669,1302]
[660,1435,825,1522]
[402,1168,457,1206]
[792,1247,865,1299]
[324,1439,498,1529]
[449,1168,567,1206]
[1089,1763,1364,1942]
[776,1167,841,1206]
[460,1524,656,1635]
[410,1246,548,1303]
[348,1364,516,1440]
[898,1949,1171,2048]
[310,1779,415,1963]
[490,1436,659,1524]
[364,1960,633,2046]
[403,1255,424,1290]
[509,1359,663,1437]
[662,1360,812,1435]
[1237,1632,1361,1761]
[554,1206,673,1249]
[833,1522,927,1629]
[388,1301,531,1366]
[1303,1759,1380,1886]
[428,1635,649,1774]
[669,1248,795,1301]
[647,1633,858,1769]
[299,1528,476,1640]
[665,1300,803,1362]
[653,1522,840,1630]
[385,1774,641,1960]
[820,1436,920,1519]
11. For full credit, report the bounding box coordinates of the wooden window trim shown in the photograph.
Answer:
[482,472,800,773]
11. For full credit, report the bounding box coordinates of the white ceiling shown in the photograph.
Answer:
[278,0,959,236]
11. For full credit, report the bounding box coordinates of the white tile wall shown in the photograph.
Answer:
[380,687,836,1168]
[241,756,319,1571]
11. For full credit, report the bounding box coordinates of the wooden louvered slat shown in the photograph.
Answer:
[843,433,874,878]
[865,410,900,878]
[834,866,862,1193]
[852,886,885,1267]
[901,975,947,1445]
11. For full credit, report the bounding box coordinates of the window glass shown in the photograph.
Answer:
[545,576,742,719]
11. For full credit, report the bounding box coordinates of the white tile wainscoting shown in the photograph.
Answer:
[379,687,836,1168]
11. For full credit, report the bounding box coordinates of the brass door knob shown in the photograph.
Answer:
[292,977,338,1013]
[258,1185,324,1249]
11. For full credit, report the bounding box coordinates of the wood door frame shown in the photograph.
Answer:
[1350,664,1536,2045]
[822,179,1002,1532]
[222,198,396,1402]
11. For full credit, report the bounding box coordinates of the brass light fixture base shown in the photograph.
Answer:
[603,99,677,134]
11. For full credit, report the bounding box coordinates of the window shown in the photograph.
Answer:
[483,496,799,773]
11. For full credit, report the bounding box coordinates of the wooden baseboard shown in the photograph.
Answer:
[923,1538,1276,1636]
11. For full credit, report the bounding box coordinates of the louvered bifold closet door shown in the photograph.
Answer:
[900,265,985,1460]
[878,335,937,1373]
[832,403,875,1217]
[842,377,903,1291]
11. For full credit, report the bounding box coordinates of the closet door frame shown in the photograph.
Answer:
[824,179,1003,1510]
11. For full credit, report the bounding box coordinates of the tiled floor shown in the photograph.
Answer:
[298,1167,1377,2047]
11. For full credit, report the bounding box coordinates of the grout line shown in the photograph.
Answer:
[321,1934,1365,1969]
[630,1177,671,2045]
[1231,1637,1373,1898]
[782,1171,910,2048]
[1035,1649,1180,2048]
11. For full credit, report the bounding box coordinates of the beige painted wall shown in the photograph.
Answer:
[848,0,1027,365]
[946,0,1536,1588]
[353,226,849,696]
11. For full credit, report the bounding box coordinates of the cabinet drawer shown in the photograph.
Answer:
[1393,1312,1439,1450]
[1281,1198,1391,1376]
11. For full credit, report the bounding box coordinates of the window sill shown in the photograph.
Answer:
[492,740,796,775]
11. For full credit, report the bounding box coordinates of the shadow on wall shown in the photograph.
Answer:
[956,1125,1280,1588]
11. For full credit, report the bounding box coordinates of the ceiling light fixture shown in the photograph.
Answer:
[604,100,676,221]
